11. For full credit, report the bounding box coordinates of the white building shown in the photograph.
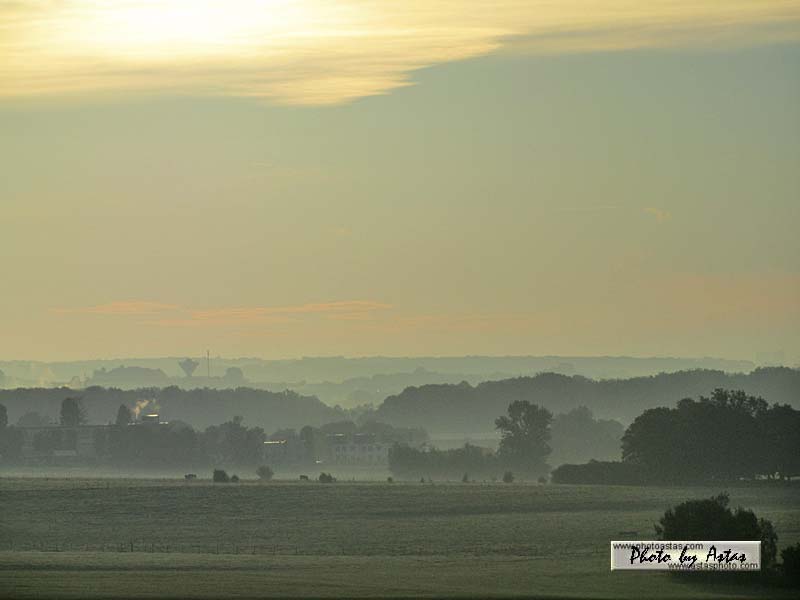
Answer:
[329,434,391,465]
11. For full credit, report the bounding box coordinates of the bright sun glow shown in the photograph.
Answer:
[59,0,313,59]
[2,1,799,104]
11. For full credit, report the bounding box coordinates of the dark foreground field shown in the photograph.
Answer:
[0,478,798,598]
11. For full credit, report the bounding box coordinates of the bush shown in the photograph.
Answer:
[461,473,469,483]
[230,475,240,483]
[502,471,514,484]
[551,460,645,485]
[387,476,394,483]
[212,469,230,483]
[657,493,777,569]
[781,543,800,587]
[318,472,336,483]
[389,443,500,480]
[256,465,274,481]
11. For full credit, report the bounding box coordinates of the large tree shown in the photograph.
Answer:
[60,397,87,427]
[622,389,791,483]
[495,400,552,476]
[757,404,800,480]
[202,416,265,465]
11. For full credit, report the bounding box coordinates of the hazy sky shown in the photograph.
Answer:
[1,1,799,362]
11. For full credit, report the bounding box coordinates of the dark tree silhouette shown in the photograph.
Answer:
[781,543,800,587]
[551,460,645,485]
[115,404,133,427]
[622,389,790,483]
[495,400,552,476]
[0,403,23,461]
[389,443,500,480]
[656,493,777,569]
[202,416,265,465]
[757,404,800,480]
[256,465,274,481]
[60,397,87,427]
[224,367,245,384]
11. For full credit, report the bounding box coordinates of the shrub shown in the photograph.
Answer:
[318,472,336,483]
[387,476,394,483]
[389,442,500,480]
[502,471,514,484]
[212,469,230,483]
[550,460,645,485]
[461,473,469,483]
[256,465,274,481]
[230,475,240,483]
[657,493,777,569]
[781,543,800,587]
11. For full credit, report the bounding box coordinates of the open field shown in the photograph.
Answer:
[1,478,798,598]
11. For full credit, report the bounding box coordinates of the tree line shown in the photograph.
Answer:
[0,398,428,469]
[0,385,343,431]
[388,402,626,480]
[389,400,554,480]
[0,398,270,467]
[389,388,800,484]
[553,389,800,484]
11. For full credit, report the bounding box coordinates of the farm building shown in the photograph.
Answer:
[327,433,391,465]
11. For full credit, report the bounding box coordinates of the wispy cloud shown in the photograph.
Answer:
[2,1,798,105]
[189,301,392,323]
[51,301,179,315]
[54,299,393,327]
[556,205,623,213]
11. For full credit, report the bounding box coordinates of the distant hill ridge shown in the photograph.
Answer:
[1,367,796,436]
[0,354,757,388]
[374,367,800,433]
[0,386,343,431]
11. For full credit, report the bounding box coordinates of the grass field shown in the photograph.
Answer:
[1,478,798,598]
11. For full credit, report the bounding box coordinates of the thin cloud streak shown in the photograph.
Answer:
[2,1,798,105]
[189,301,392,323]
[53,299,393,327]
[51,301,180,315]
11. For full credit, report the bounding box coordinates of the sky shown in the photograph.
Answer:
[1,1,799,363]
